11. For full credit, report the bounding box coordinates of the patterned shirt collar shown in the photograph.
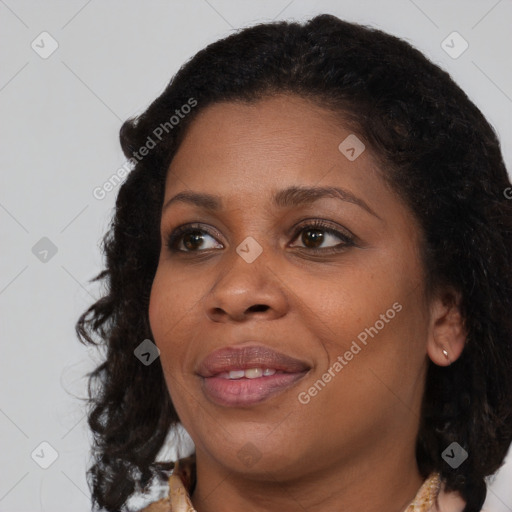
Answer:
[142,455,466,512]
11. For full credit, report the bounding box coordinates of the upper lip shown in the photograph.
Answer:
[197,344,311,377]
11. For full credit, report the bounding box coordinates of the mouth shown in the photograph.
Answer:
[197,345,311,407]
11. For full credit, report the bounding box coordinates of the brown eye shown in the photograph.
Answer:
[289,220,355,252]
[167,224,223,253]
[182,231,206,251]
[301,229,325,248]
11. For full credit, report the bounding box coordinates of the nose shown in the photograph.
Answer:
[203,247,288,323]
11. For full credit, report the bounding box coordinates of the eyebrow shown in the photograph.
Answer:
[162,186,381,220]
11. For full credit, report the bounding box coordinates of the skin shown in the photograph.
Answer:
[149,94,466,512]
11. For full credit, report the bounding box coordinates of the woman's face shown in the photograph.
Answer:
[149,94,433,479]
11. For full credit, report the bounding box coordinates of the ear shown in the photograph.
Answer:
[426,289,467,366]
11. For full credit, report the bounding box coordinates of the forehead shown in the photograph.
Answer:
[166,94,384,199]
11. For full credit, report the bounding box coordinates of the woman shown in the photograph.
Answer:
[77,14,512,512]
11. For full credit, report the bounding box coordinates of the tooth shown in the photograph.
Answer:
[228,370,245,379]
[263,368,276,376]
[245,368,263,379]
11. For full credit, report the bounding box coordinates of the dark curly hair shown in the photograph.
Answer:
[77,14,512,512]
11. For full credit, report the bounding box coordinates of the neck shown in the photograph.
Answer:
[191,444,424,512]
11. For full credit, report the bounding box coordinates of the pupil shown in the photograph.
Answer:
[184,231,203,250]
[303,229,324,248]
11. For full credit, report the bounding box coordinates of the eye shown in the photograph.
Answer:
[166,220,355,255]
[166,223,223,252]
[289,219,354,252]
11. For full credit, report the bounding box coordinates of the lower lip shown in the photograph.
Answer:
[201,372,307,407]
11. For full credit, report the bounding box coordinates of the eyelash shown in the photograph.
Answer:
[166,220,355,255]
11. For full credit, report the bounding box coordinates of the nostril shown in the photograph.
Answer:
[247,304,269,313]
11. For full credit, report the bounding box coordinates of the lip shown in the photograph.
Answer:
[197,344,310,407]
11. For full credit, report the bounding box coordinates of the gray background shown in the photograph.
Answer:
[1,0,511,510]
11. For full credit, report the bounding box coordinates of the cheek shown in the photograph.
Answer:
[290,266,390,348]
[148,269,170,344]
[148,263,224,394]
[148,266,200,358]
[149,262,206,322]
[303,259,426,376]
[148,268,198,409]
